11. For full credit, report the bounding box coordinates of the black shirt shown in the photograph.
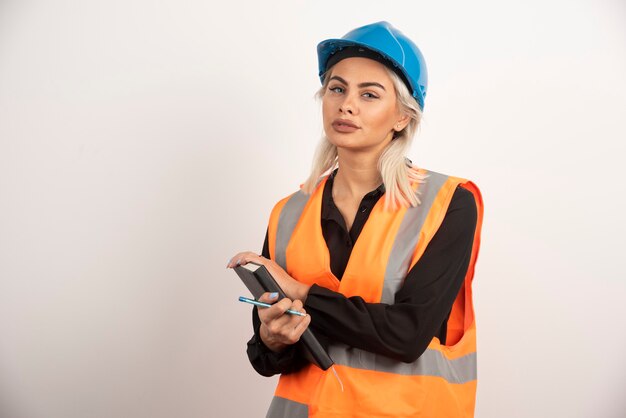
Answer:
[246,170,478,376]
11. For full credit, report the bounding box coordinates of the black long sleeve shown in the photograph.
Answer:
[305,186,476,362]
[246,182,478,374]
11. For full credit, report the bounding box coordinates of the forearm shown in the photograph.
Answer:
[305,285,456,363]
[305,186,477,363]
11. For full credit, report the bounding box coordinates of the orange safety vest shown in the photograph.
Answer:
[264,168,484,418]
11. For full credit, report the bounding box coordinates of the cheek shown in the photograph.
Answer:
[321,98,335,122]
[321,99,329,115]
[365,107,396,131]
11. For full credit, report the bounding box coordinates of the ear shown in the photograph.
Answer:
[394,114,411,132]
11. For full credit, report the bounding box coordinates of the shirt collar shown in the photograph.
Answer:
[321,168,386,221]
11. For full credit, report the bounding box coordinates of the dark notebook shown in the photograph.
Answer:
[234,262,334,371]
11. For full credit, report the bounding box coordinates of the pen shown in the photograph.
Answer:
[238,296,307,317]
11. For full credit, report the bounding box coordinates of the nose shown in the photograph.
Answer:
[339,92,358,115]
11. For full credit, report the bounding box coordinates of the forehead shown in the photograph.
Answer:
[329,57,394,85]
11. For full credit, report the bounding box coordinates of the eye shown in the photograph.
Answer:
[328,85,344,94]
[362,92,379,99]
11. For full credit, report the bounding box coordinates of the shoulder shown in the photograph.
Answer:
[443,185,478,231]
[419,168,478,210]
[419,167,478,222]
[268,183,318,221]
[450,185,476,209]
[272,175,330,210]
[268,191,301,221]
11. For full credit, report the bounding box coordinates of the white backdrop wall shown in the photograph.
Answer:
[1,1,625,417]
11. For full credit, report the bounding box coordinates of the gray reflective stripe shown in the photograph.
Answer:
[275,191,310,271]
[329,344,477,384]
[266,396,308,418]
[381,171,450,303]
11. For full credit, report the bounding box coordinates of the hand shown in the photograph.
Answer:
[226,251,311,302]
[255,292,311,353]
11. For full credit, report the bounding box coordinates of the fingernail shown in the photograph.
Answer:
[236,258,242,266]
[227,258,232,267]
[269,292,278,299]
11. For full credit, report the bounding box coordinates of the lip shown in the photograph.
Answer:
[332,119,360,133]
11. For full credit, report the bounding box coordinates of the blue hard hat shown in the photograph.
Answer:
[317,21,428,110]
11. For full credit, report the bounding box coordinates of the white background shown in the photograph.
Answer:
[1,1,625,417]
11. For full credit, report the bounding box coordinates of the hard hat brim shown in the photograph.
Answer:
[317,38,424,109]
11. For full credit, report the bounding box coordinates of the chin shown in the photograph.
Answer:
[326,130,359,145]
[326,134,356,149]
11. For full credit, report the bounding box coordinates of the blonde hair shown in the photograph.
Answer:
[302,64,428,210]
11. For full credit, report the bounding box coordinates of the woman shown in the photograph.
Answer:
[228,21,484,418]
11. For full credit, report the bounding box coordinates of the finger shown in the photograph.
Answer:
[258,297,293,322]
[227,251,265,268]
[288,314,311,343]
[278,303,308,334]
[262,301,308,344]
[257,294,289,325]
[238,252,266,266]
[226,251,248,268]
[258,292,280,303]
[260,299,303,325]
[263,303,305,337]
[290,299,304,312]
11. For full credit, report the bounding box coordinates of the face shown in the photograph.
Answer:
[322,57,409,154]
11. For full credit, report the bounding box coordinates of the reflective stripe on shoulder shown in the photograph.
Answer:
[275,190,310,271]
[329,344,477,384]
[266,396,308,418]
[382,171,449,304]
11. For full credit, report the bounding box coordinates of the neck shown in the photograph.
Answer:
[333,149,383,200]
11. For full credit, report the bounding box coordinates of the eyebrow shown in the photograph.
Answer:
[329,75,386,91]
